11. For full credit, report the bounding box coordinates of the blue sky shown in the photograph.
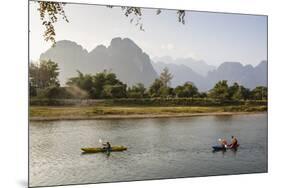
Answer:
[29,2,267,66]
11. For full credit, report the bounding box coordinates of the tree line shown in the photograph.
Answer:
[29,60,267,101]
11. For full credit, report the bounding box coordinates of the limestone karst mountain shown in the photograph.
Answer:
[40,38,158,87]
[40,37,267,91]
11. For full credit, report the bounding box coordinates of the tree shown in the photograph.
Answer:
[36,2,187,45]
[37,1,68,45]
[127,83,146,98]
[103,84,127,98]
[160,67,173,88]
[29,83,37,97]
[107,6,186,31]
[209,80,229,101]
[67,70,127,99]
[29,59,60,90]
[149,78,164,97]
[159,87,170,97]
[228,82,240,99]
[233,86,251,100]
[175,82,198,98]
[251,86,267,100]
[66,71,95,98]
[36,86,70,99]
[198,92,207,98]
[92,70,126,98]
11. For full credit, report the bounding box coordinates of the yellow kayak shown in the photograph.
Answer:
[81,146,127,153]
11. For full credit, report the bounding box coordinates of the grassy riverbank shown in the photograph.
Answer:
[30,105,267,121]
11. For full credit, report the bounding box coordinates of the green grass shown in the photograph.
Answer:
[30,105,267,119]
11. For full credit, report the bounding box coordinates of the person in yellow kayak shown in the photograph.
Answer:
[102,142,111,153]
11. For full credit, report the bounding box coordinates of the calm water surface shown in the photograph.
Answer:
[29,114,267,187]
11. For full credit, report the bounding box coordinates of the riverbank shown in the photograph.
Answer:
[30,105,267,121]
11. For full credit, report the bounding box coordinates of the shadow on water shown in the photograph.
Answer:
[212,148,238,157]
[80,151,112,158]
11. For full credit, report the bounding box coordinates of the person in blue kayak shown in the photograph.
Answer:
[219,138,228,149]
[228,136,238,148]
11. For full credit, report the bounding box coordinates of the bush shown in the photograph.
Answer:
[100,98,267,107]
[29,97,267,107]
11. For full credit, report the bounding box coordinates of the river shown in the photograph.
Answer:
[29,113,267,187]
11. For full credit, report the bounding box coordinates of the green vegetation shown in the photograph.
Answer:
[175,82,199,98]
[29,60,267,120]
[66,70,127,99]
[29,60,268,102]
[29,59,60,97]
[30,98,267,107]
[30,105,267,120]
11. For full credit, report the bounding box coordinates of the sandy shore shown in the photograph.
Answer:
[30,111,266,121]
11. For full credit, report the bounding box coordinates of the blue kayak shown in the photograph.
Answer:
[212,144,239,151]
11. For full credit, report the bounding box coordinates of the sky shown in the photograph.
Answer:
[29,2,267,66]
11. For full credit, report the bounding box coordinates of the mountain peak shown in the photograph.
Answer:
[219,61,243,67]
[54,40,88,52]
[256,60,267,67]
[109,37,142,53]
[40,37,157,87]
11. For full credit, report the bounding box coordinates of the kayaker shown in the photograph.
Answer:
[219,138,228,149]
[229,136,238,148]
[103,142,111,153]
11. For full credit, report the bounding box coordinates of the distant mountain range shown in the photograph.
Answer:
[152,60,267,91]
[152,61,207,90]
[206,61,267,89]
[40,38,158,87]
[152,56,215,76]
[39,37,267,91]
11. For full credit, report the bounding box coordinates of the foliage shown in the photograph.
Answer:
[228,82,251,100]
[66,71,95,97]
[29,83,37,97]
[103,84,127,98]
[66,70,127,99]
[29,65,268,102]
[107,6,187,31]
[149,78,164,97]
[30,97,268,107]
[228,82,239,99]
[209,80,229,101]
[29,59,60,89]
[36,86,70,99]
[251,86,267,100]
[38,1,68,45]
[37,2,186,45]
[127,83,147,98]
[93,70,127,98]
[175,82,198,98]
[29,62,268,102]
[148,68,174,98]
[160,67,173,87]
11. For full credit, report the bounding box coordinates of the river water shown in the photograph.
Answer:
[29,113,267,187]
